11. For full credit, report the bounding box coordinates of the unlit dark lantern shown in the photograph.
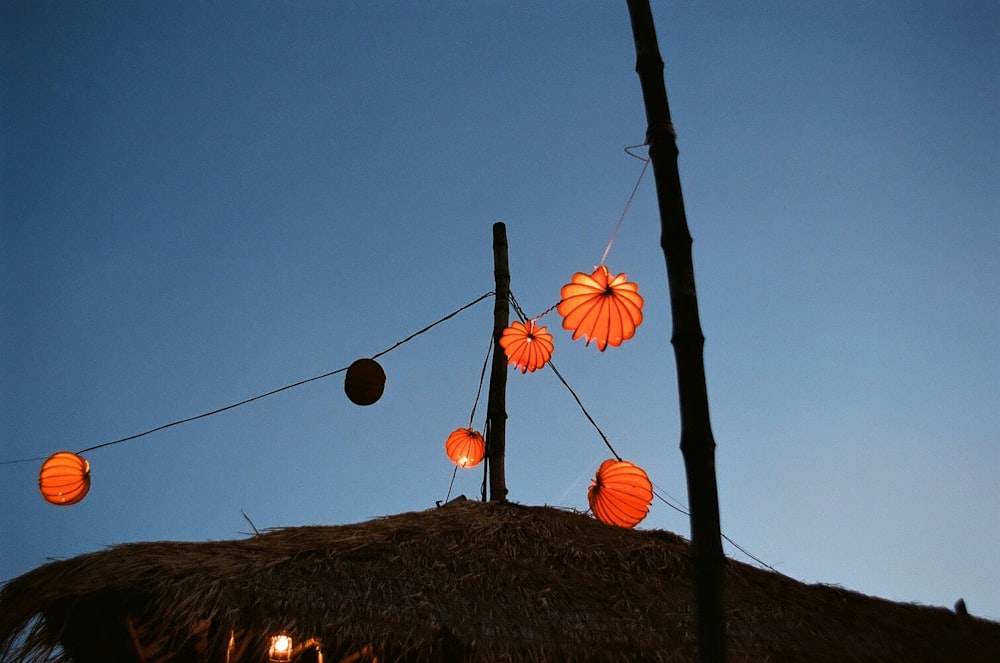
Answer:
[344,358,386,406]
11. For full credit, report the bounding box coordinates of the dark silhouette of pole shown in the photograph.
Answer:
[625,1,728,660]
[486,221,509,501]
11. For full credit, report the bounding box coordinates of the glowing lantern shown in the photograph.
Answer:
[444,427,486,468]
[268,634,293,662]
[344,358,386,406]
[499,320,554,373]
[557,265,644,350]
[587,459,653,528]
[39,451,91,506]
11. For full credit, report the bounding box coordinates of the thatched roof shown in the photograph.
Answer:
[2,500,998,662]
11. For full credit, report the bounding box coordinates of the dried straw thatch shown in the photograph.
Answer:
[2,500,998,662]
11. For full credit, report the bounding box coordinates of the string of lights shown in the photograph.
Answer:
[5,193,778,572]
[0,290,495,467]
[10,279,780,574]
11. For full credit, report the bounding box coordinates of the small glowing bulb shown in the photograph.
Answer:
[269,634,293,661]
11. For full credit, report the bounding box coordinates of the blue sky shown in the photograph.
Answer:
[3,1,998,621]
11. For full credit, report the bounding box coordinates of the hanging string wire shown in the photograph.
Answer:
[509,291,622,461]
[480,416,491,502]
[468,333,494,428]
[651,483,690,516]
[598,146,650,267]
[624,143,649,161]
[546,351,781,574]
[473,333,494,503]
[528,300,561,323]
[370,291,495,361]
[546,363,621,461]
[508,292,529,323]
[0,290,495,466]
[512,288,781,574]
[720,531,783,574]
[508,145,650,327]
[443,465,459,504]
[651,483,782,573]
[77,368,347,455]
[439,327,495,506]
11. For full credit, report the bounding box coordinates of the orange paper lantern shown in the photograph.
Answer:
[444,427,486,468]
[498,320,554,373]
[344,358,386,406]
[39,451,91,506]
[587,458,653,528]
[557,265,644,351]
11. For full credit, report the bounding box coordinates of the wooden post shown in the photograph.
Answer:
[486,221,510,501]
[625,1,728,660]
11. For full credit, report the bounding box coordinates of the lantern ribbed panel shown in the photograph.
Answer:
[499,320,554,373]
[39,451,91,506]
[558,266,643,351]
[444,428,485,469]
[587,459,653,528]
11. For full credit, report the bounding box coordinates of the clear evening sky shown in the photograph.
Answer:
[2,2,998,620]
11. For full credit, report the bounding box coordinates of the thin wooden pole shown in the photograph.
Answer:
[486,221,510,501]
[625,1,727,660]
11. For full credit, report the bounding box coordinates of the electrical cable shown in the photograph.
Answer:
[651,485,783,574]
[0,291,495,466]
[443,466,459,504]
[468,333,493,428]
[510,290,622,461]
[511,289,781,575]
[599,153,649,266]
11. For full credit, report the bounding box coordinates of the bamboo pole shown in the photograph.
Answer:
[486,221,510,502]
[625,1,728,660]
